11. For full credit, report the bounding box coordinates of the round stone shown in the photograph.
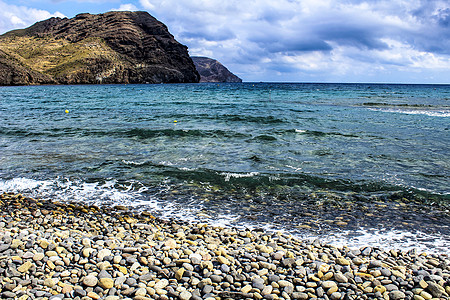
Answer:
[33,253,45,261]
[17,261,33,273]
[368,260,383,268]
[389,291,406,300]
[262,285,273,295]
[217,256,230,265]
[98,270,112,279]
[154,279,169,289]
[44,278,56,288]
[272,251,285,260]
[336,257,351,266]
[46,251,58,257]
[99,278,114,289]
[179,291,192,300]
[97,249,112,260]
[420,291,433,300]
[322,281,337,289]
[164,239,177,249]
[134,288,147,297]
[292,292,308,300]
[87,291,100,300]
[83,275,98,287]
[241,285,252,293]
[210,275,222,283]
[189,253,202,265]
[334,273,348,283]
[330,292,342,300]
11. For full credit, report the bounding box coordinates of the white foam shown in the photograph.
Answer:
[1,176,448,254]
[371,108,450,117]
[0,177,54,193]
[0,177,147,207]
[286,165,302,172]
[220,172,260,182]
[295,129,307,133]
[321,228,450,254]
[121,160,147,166]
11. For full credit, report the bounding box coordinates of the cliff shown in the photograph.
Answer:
[0,11,200,85]
[192,56,242,83]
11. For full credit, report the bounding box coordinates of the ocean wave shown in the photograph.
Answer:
[221,114,284,124]
[220,172,260,182]
[321,228,450,255]
[367,108,450,117]
[290,129,359,138]
[361,102,437,108]
[121,128,248,139]
[0,177,148,208]
[1,175,448,254]
[0,127,250,139]
[119,161,449,202]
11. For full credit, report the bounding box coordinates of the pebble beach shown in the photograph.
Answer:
[0,192,449,300]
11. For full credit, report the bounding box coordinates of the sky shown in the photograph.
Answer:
[1,0,449,83]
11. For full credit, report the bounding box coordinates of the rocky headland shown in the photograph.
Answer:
[0,192,449,300]
[0,11,200,85]
[191,57,242,83]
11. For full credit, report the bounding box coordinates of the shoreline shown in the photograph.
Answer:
[0,192,449,300]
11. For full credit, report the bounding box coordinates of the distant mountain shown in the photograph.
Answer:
[192,56,242,83]
[0,11,200,85]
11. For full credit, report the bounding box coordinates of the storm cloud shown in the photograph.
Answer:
[137,0,450,82]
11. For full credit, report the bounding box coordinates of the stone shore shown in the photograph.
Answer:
[0,192,449,300]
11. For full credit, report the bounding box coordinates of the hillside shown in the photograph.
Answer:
[192,56,242,83]
[0,11,200,85]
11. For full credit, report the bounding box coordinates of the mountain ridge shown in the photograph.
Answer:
[0,11,200,85]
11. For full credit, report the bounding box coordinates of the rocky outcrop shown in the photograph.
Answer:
[0,11,200,85]
[192,56,242,83]
[0,50,56,85]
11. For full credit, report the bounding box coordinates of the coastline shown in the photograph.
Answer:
[0,192,449,300]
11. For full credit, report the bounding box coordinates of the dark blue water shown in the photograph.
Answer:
[1,83,449,252]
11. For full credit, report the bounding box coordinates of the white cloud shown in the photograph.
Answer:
[0,1,65,34]
[139,0,154,11]
[111,3,138,12]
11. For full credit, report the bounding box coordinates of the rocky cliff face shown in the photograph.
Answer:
[192,56,242,83]
[0,11,200,85]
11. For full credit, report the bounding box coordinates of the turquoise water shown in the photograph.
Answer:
[1,83,449,252]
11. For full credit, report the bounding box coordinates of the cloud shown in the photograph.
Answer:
[140,0,450,82]
[1,0,448,82]
[0,1,65,34]
[111,3,138,12]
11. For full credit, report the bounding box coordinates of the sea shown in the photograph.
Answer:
[1,83,449,253]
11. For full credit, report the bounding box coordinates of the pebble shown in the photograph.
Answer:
[389,290,406,299]
[0,192,448,300]
[334,273,348,283]
[33,252,44,261]
[83,275,98,287]
[179,291,192,300]
[99,277,114,289]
